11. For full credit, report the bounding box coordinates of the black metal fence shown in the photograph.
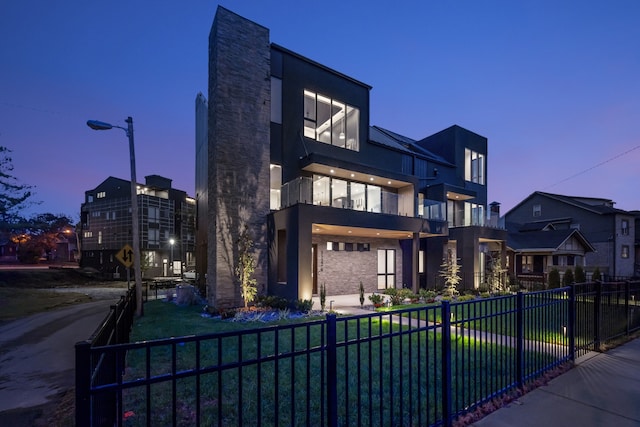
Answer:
[75,287,137,426]
[76,281,640,427]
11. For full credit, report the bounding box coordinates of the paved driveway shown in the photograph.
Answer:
[0,288,125,413]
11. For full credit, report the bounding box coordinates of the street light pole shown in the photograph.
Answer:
[87,116,143,317]
[169,238,175,277]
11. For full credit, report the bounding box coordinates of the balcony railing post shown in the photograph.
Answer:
[441,301,452,427]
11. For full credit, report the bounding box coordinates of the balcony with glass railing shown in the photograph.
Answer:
[276,176,446,222]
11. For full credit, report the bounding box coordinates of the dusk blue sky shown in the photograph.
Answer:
[1,1,639,221]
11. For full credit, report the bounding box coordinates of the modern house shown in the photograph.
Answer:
[197,7,507,308]
[80,175,196,279]
[504,191,637,281]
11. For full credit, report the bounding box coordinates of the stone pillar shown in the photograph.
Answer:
[207,7,271,308]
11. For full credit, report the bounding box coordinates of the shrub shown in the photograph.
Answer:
[368,293,384,307]
[419,289,437,301]
[548,268,561,289]
[256,295,288,310]
[294,299,314,313]
[477,285,490,294]
[359,281,365,308]
[592,267,602,282]
[480,292,491,299]
[320,282,327,311]
[219,307,237,319]
[384,288,411,306]
[457,294,475,302]
[574,265,586,283]
[562,268,574,286]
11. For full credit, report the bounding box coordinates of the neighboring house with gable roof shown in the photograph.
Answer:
[504,191,637,281]
[506,225,595,287]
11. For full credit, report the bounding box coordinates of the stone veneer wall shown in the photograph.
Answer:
[207,8,270,308]
[312,235,403,295]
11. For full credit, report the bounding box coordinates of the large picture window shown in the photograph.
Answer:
[304,90,359,151]
[377,249,396,289]
[465,148,485,185]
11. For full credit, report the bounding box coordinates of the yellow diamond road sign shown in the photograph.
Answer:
[115,244,134,268]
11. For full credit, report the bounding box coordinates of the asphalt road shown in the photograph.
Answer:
[0,288,125,413]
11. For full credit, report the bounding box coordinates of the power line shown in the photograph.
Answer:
[543,143,640,190]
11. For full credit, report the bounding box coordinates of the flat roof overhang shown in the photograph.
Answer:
[299,153,417,189]
[312,223,438,239]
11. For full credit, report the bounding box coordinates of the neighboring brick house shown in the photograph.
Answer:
[80,175,196,279]
[504,191,637,281]
[196,7,507,308]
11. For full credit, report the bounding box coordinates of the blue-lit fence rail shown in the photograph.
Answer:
[76,281,640,427]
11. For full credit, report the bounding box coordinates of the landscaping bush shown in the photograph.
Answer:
[562,268,574,286]
[256,295,289,310]
[574,265,586,283]
[419,289,437,302]
[368,293,384,307]
[548,268,561,289]
[457,294,475,302]
[592,267,602,282]
[294,299,314,313]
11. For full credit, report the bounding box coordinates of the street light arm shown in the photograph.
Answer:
[87,119,129,135]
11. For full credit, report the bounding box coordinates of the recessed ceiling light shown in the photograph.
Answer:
[350,173,355,177]
[330,169,335,174]
[387,181,392,185]
[348,230,352,233]
[370,177,374,181]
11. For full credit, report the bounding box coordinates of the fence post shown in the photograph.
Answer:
[594,281,602,350]
[625,281,630,336]
[326,313,338,427]
[568,285,575,361]
[441,301,452,427]
[75,340,92,427]
[516,292,524,387]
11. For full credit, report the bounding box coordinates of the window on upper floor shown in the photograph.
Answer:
[621,219,629,236]
[533,204,541,217]
[464,148,485,185]
[621,245,629,259]
[148,229,159,246]
[148,207,159,223]
[97,191,106,198]
[270,164,281,210]
[304,90,359,151]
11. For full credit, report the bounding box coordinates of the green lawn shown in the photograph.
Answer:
[380,293,570,345]
[119,301,559,426]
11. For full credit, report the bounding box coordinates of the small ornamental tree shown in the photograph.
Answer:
[320,282,327,311]
[487,256,507,294]
[562,268,574,286]
[574,265,586,284]
[236,228,257,310]
[359,281,365,308]
[548,268,561,289]
[439,255,461,298]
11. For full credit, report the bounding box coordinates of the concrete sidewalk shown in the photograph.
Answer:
[473,337,640,427]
